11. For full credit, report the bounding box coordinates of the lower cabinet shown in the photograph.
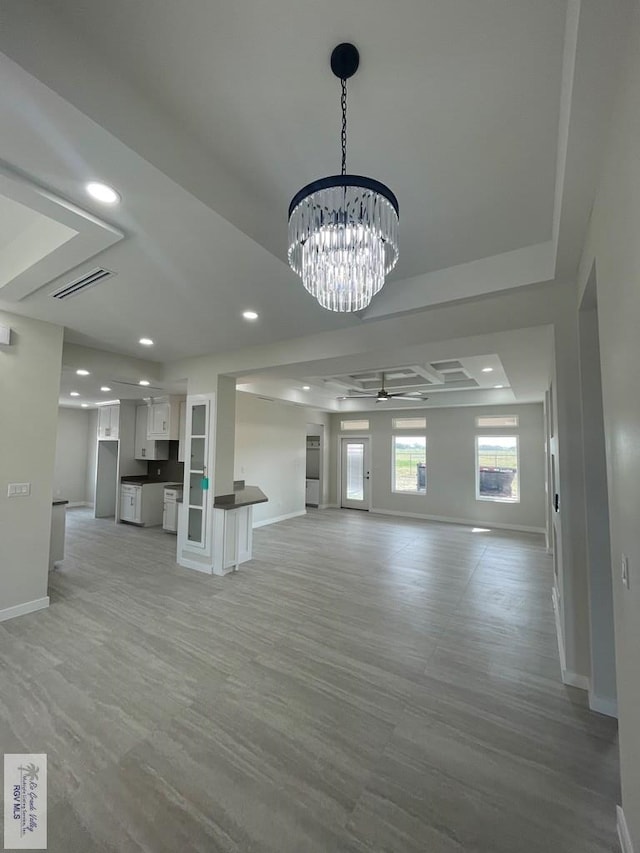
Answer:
[305,479,320,506]
[212,506,253,575]
[119,482,165,526]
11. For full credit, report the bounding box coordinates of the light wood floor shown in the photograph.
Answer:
[0,508,619,852]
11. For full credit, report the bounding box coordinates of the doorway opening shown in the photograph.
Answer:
[340,437,371,511]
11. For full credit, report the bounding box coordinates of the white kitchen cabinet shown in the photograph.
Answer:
[305,479,320,507]
[134,405,169,461]
[97,404,120,439]
[147,397,181,440]
[119,482,165,526]
[120,483,141,523]
[212,505,253,574]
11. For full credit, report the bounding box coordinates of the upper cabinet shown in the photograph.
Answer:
[97,403,120,439]
[147,397,181,440]
[134,405,169,461]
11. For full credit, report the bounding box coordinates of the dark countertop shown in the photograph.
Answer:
[52,499,69,506]
[214,485,268,510]
[121,476,181,485]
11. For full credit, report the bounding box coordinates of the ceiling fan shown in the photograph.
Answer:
[341,373,429,403]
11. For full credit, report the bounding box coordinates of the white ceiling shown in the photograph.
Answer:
[41,0,565,280]
[0,0,628,406]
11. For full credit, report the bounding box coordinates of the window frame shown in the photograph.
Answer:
[475,434,520,503]
[340,419,370,431]
[475,415,519,428]
[391,434,427,496]
[392,416,427,430]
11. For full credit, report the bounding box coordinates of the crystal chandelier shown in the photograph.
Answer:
[288,43,399,312]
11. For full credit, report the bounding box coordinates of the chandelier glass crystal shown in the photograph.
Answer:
[288,44,399,313]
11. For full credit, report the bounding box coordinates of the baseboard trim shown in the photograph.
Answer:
[552,585,567,672]
[618,807,634,853]
[177,557,213,574]
[589,692,618,719]
[253,510,307,529]
[66,501,90,508]
[0,596,50,623]
[552,587,590,691]
[369,507,545,535]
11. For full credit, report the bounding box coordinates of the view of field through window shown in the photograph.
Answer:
[393,435,427,493]
[476,435,519,501]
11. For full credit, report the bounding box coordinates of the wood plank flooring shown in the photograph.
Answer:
[0,508,619,852]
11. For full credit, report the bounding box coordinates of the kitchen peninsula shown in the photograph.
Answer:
[212,481,267,575]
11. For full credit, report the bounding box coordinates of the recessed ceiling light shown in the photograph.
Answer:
[139,338,154,346]
[85,182,120,204]
[70,391,80,397]
[494,384,504,389]
[242,310,259,320]
[100,386,111,392]
[76,369,90,376]
[139,380,150,386]
[482,367,493,373]
[302,385,311,391]
[81,403,89,408]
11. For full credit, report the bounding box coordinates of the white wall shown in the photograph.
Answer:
[53,407,91,503]
[85,409,98,506]
[0,310,64,618]
[234,393,331,525]
[578,4,640,842]
[330,402,546,532]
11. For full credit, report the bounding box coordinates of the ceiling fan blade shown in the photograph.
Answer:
[388,393,429,400]
[345,393,379,398]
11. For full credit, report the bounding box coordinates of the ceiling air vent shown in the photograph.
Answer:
[51,267,114,300]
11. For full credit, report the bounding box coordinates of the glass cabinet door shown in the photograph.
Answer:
[186,401,210,548]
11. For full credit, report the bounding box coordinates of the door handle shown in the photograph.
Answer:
[142,448,146,457]
[554,493,559,512]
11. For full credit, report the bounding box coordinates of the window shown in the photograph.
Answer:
[392,417,427,430]
[340,419,370,431]
[392,436,426,493]
[475,415,518,428]
[476,436,519,502]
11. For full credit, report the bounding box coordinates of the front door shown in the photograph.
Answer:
[341,438,370,510]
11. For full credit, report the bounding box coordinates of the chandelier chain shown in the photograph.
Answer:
[341,78,347,175]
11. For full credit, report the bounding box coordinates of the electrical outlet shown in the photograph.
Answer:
[621,554,630,590]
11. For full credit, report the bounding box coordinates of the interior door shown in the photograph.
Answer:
[341,438,370,510]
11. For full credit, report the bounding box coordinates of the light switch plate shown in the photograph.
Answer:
[621,554,630,590]
[7,482,31,497]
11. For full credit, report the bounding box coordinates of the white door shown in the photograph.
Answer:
[341,438,370,510]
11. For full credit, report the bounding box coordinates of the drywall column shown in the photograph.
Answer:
[577,1,640,838]
[214,375,236,496]
[552,302,590,684]
[0,311,64,621]
[578,303,617,716]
